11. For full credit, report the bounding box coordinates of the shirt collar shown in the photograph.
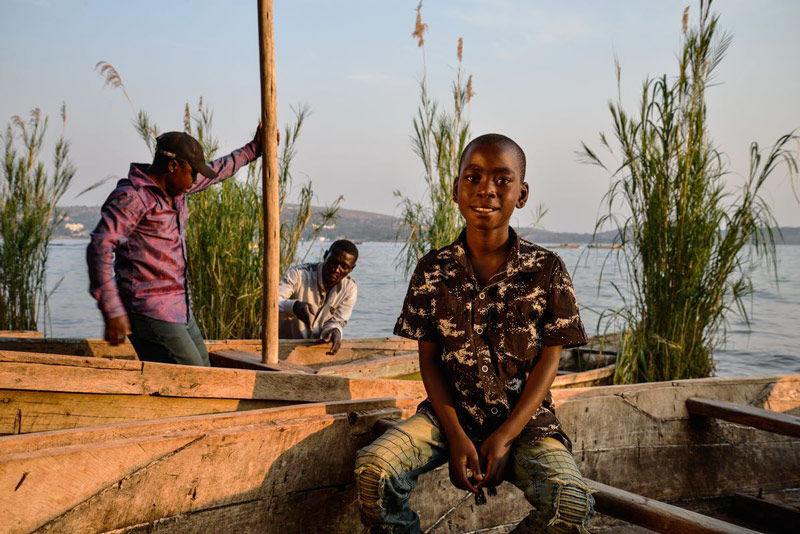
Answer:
[127,163,171,198]
[445,227,542,281]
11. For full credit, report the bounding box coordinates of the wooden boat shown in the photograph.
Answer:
[0,333,619,385]
[1,370,797,533]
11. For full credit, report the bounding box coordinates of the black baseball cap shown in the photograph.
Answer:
[155,132,218,179]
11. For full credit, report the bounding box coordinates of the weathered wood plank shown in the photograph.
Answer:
[552,364,614,389]
[0,331,42,338]
[0,352,426,402]
[0,350,141,370]
[588,480,759,534]
[209,349,314,374]
[0,389,290,435]
[0,336,419,364]
[686,397,800,438]
[556,375,800,501]
[0,399,412,534]
[316,352,419,378]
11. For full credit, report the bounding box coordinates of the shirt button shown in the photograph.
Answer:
[475,326,484,335]
[479,292,486,299]
[490,407,499,415]
[481,365,489,373]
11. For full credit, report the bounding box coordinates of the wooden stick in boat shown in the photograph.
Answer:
[587,479,760,534]
[686,397,800,438]
[257,0,279,364]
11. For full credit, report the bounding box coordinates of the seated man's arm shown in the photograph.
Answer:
[279,266,317,330]
[320,281,357,354]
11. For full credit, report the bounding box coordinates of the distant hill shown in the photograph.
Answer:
[53,206,800,245]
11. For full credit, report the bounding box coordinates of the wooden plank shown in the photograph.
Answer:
[0,331,42,338]
[588,479,760,534]
[551,364,615,389]
[686,397,800,438]
[0,350,141,370]
[0,352,426,402]
[730,492,800,531]
[209,349,314,374]
[553,375,800,502]
[0,398,411,533]
[0,336,420,364]
[0,397,418,456]
[0,389,290,435]
[316,352,419,378]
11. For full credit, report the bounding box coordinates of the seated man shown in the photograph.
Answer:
[278,240,358,355]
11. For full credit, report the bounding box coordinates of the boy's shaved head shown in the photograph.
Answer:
[459,134,526,180]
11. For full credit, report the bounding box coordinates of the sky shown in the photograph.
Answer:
[1,0,799,233]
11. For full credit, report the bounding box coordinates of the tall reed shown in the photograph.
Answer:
[581,0,798,383]
[96,64,339,338]
[395,2,473,275]
[0,107,76,331]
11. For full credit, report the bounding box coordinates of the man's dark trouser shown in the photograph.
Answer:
[128,313,210,366]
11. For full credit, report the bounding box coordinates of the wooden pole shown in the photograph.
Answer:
[257,0,279,364]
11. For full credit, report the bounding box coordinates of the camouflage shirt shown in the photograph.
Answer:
[394,228,587,447]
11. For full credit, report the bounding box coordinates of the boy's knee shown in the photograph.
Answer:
[539,479,594,533]
[354,450,392,525]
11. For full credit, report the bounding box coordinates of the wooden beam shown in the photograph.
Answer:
[0,389,290,435]
[209,349,314,374]
[257,0,279,364]
[0,350,426,403]
[588,479,760,534]
[686,397,800,438]
[0,331,42,338]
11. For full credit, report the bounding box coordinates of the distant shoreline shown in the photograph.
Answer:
[54,205,800,244]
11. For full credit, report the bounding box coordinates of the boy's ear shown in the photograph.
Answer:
[516,182,530,209]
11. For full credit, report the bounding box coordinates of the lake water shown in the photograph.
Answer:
[45,239,799,377]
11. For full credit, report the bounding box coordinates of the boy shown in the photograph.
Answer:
[355,134,594,533]
[87,128,261,366]
[278,239,359,355]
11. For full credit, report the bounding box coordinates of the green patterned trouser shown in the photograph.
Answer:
[354,413,593,534]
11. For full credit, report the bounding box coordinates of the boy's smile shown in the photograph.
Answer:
[453,143,529,232]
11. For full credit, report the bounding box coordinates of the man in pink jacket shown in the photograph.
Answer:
[87,128,261,365]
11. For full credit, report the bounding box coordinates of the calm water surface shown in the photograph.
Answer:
[46,239,800,377]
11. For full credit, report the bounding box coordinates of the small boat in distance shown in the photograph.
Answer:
[588,243,623,249]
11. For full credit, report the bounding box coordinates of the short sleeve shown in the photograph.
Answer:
[540,256,587,348]
[393,260,440,343]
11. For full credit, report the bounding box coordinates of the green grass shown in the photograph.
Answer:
[581,0,798,384]
[1,106,76,331]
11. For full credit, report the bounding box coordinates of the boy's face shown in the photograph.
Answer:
[164,160,196,197]
[453,143,529,232]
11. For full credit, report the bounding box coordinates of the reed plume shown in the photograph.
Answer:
[396,3,473,275]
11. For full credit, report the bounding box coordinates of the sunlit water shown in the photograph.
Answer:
[45,239,799,377]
